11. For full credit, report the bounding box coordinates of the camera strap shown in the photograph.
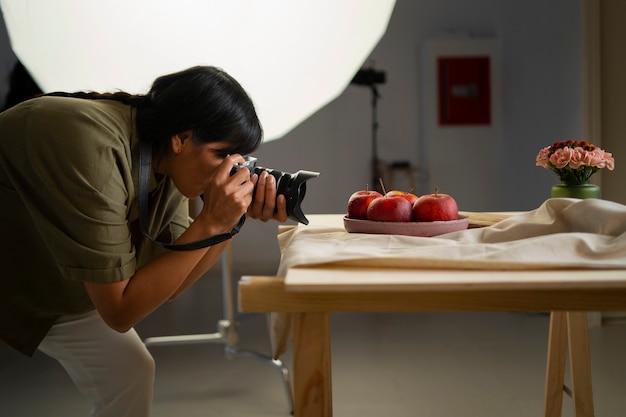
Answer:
[138,141,245,251]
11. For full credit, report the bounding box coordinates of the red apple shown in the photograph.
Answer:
[367,194,414,222]
[385,190,419,205]
[412,189,459,222]
[347,189,382,219]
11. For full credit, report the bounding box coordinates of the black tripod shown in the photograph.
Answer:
[369,84,384,192]
[351,67,386,193]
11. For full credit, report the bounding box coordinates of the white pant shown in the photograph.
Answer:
[37,310,155,417]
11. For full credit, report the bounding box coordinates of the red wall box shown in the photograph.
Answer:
[438,56,491,125]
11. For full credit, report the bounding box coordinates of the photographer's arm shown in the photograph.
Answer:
[168,170,288,299]
[167,239,230,299]
[84,210,239,333]
[85,156,254,333]
[85,166,289,332]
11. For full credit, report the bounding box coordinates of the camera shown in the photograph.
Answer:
[231,156,320,225]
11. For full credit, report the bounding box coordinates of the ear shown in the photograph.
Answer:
[170,130,193,154]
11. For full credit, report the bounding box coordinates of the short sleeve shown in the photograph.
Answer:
[10,99,137,283]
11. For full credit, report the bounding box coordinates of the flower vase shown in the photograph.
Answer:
[551,183,601,199]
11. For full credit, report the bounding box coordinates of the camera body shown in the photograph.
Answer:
[231,156,319,225]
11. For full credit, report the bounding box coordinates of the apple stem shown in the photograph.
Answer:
[378,178,386,194]
[435,186,439,196]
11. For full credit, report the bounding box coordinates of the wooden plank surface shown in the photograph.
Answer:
[239,275,626,313]
[460,211,520,228]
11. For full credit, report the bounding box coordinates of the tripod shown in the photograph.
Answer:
[350,66,386,193]
[143,245,294,414]
[369,83,384,192]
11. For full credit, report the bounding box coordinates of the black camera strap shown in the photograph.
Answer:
[138,141,245,251]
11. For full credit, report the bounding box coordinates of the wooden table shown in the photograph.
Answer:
[238,214,626,417]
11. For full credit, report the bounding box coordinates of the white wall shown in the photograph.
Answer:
[232,0,583,274]
[0,0,583,275]
[421,36,503,211]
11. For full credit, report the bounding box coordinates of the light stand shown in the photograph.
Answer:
[351,67,387,193]
[370,84,383,192]
[143,247,294,414]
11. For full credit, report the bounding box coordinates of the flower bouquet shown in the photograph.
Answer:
[536,140,615,186]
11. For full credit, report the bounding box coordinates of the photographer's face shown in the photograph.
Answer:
[161,131,231,198]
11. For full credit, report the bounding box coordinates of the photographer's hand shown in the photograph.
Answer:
[197,154,254,232]
[247,170,288,222]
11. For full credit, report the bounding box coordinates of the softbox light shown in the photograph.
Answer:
[0,0,396,141]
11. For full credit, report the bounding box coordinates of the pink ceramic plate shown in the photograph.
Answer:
[343,215,469,237]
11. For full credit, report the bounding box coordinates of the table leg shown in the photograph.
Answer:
[544,312,595,417]
[293,312,332,417]
[544,311,568,417]
[567,312,595,417]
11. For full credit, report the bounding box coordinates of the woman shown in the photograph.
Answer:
[0,66,287,416]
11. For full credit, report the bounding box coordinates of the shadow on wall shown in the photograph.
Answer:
[2,61,42,111]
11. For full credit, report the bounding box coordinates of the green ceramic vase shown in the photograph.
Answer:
[550,183,601,199]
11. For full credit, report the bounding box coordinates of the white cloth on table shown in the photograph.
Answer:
[270,198,626,358]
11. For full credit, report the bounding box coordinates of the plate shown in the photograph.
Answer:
[343,215,469,237]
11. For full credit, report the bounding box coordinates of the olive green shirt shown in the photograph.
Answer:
[0,97,191,356]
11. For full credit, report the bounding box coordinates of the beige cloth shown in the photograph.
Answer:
[270,198,626,358]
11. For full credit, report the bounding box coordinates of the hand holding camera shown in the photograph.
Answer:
[231,156,319,224]
[196,155,254,233]
[247,170,288,223]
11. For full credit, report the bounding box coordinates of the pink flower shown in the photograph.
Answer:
[549,147,574,169]
[588,149,607,169]
[535,146,551,168]
[569,147,593,169]
[597,150,615,170]
[537,139,615,186]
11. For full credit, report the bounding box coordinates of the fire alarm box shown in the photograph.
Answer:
[438,56,491,125]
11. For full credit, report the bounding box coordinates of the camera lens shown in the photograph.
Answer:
[251,167,319,225]
[231,157,319,224]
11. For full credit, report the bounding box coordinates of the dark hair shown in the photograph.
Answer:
[137,66,263,157]
[43,66,263,157]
